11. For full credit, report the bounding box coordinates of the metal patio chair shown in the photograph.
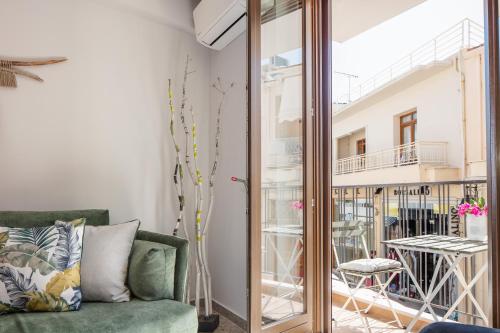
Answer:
[332,220,405,332]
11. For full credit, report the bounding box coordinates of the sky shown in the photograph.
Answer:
[332,0,485,100]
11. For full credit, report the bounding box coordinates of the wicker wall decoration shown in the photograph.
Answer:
[0,57,67,88]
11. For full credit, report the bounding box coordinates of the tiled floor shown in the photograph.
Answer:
[333,304,406,333]
[213,293,415,333]
[215,314,245,333]
[260,293,409,333]
[215,306,406,333]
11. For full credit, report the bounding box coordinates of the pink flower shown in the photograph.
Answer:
[292,200,304,210]
[457,202,470,217]
[461,203,471,210]
[470,205,481,217]
[456,199,488,217]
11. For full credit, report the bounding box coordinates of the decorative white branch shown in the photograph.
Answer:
[168,56,234,318]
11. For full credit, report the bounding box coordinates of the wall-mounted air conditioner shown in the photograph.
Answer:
[193,0,247,51]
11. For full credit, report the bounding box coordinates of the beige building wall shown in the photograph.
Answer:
[337,128,366,159]
[332,46,487,185]
[333,64,463,176]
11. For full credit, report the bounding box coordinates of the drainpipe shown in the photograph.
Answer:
[457,50,468,180]
[457,50,470,319]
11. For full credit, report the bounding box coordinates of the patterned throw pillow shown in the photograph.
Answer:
[0,218,85,315]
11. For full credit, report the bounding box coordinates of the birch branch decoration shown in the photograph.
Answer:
[0,56,67,88]
[168,55,234,331]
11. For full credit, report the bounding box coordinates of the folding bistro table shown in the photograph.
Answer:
[261,225,304,315]
[382,235,488,332]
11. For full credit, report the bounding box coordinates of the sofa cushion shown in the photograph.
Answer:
[136,231,189,303]
[0,298,198,333]
[81,220,140,302]
[0,210,109,228]
[0,219,85,315]
[129,240,177,301]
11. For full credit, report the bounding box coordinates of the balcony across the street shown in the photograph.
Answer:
[335,141,448,175]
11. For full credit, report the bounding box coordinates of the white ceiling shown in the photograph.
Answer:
[332,0,427,42]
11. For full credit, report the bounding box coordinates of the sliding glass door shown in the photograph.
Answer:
[248,0,314,332]
[247,0,500,332]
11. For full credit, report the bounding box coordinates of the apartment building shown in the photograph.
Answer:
[333,20,486,187]
[331,20,489,325]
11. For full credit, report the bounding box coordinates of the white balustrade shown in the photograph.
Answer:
[334,19,484,108]
[335,142,448,175]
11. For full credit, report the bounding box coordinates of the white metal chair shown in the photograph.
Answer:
[332,220,405,333]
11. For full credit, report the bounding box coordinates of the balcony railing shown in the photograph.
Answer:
[267,137,303,169]
[334,19,484,107]
[335,141,448,175]
[332,180,487,324]
[259,180,488,326]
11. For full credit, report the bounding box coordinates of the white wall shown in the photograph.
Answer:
[107,0,196,34]
[208,34,248,320]
[333,65,463,170]
[0,0,211,234]
[0,0,248,320]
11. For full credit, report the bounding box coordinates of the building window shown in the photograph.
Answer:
[400,110,417,145]
[356,138,366,155]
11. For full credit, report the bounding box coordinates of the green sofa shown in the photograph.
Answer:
[0,210,198,333]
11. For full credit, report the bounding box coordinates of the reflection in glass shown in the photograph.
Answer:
[260,0,304,326]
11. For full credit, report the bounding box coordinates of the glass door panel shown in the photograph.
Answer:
[248,0,314,332]
[260,0,304,326]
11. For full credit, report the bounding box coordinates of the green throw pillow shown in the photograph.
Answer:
[128,240,176,301]
[0,219,85,315]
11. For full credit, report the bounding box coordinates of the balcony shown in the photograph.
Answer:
[260,181,489,332]
[335,141,448,176]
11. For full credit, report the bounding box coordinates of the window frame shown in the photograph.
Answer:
[399,109,417,145]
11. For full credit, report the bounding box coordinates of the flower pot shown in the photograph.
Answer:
[466,214,487,242]
[297,210,303,222]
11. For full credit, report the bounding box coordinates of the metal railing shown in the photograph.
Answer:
[334,19,484,107]
[259,180,488,323]
[335,141,448,175]
[333,180,488,323]
[267,137,303,169]
[261,185,303,276]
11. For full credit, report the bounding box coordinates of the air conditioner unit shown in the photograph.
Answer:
[193,0,247,51]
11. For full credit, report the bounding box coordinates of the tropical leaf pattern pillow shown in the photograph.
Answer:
[0,218,85,315]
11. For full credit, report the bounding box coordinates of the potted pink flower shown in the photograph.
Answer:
[291,200,304,221]
[457,197,488,241]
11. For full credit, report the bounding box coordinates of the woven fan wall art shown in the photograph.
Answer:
[0,57,67,88]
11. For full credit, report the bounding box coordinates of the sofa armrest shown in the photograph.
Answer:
[135,230,189,303]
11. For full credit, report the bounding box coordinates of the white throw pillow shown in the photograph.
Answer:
[81,220,140,302]
[339,258,401,273]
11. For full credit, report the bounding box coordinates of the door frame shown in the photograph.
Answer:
[399,109,417,145]
[247,0,261,331]
[312,1,332,332]
[485,0,500,327]
[247,0,331,332]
